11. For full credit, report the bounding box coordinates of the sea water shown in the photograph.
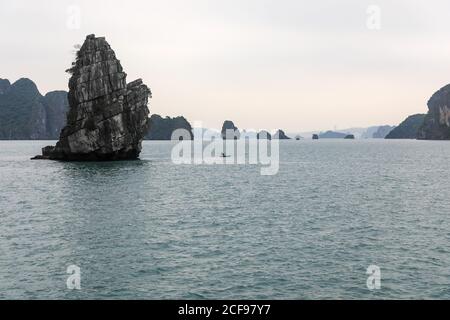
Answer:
[1,140,450,299]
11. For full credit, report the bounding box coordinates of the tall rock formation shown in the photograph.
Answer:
[221,120,240,140]
[418,84,450,140]
[145,114,193,140]
[34,35,151,160]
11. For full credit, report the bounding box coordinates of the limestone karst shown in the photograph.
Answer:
[418,84,450,140]
[146,114,193,140]
[221,120,240,140]
[33,35,151,160]
[0,78,68,140]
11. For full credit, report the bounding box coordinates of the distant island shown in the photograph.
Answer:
[385,114,426,139]
[319,131,348,139]
[0,78,68,140]
[221,120,240,140]
[146,114,193,140]
[273,129,291,140]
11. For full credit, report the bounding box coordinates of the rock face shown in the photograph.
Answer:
[221,120,240,140]
[386,114,426,139]
[418,84,450,140]
[372,125,395,139]
[145,114,193,140]
[0,78,68,139]
[43,91,69,139]
[273,129,291,139]
[34,35,151,160]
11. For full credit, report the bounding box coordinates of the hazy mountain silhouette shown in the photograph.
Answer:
[0,78,68,140]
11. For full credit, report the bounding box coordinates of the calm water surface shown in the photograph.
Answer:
[1,140,450,299]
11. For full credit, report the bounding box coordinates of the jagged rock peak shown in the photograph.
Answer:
[33,34,151,160]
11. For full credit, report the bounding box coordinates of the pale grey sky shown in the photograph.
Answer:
[2,0,450,131]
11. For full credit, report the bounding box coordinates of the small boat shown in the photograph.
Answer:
[220,153,230,158]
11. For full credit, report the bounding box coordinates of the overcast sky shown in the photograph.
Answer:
[2,0,450,131]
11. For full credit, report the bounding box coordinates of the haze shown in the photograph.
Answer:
[2,0,450,131]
